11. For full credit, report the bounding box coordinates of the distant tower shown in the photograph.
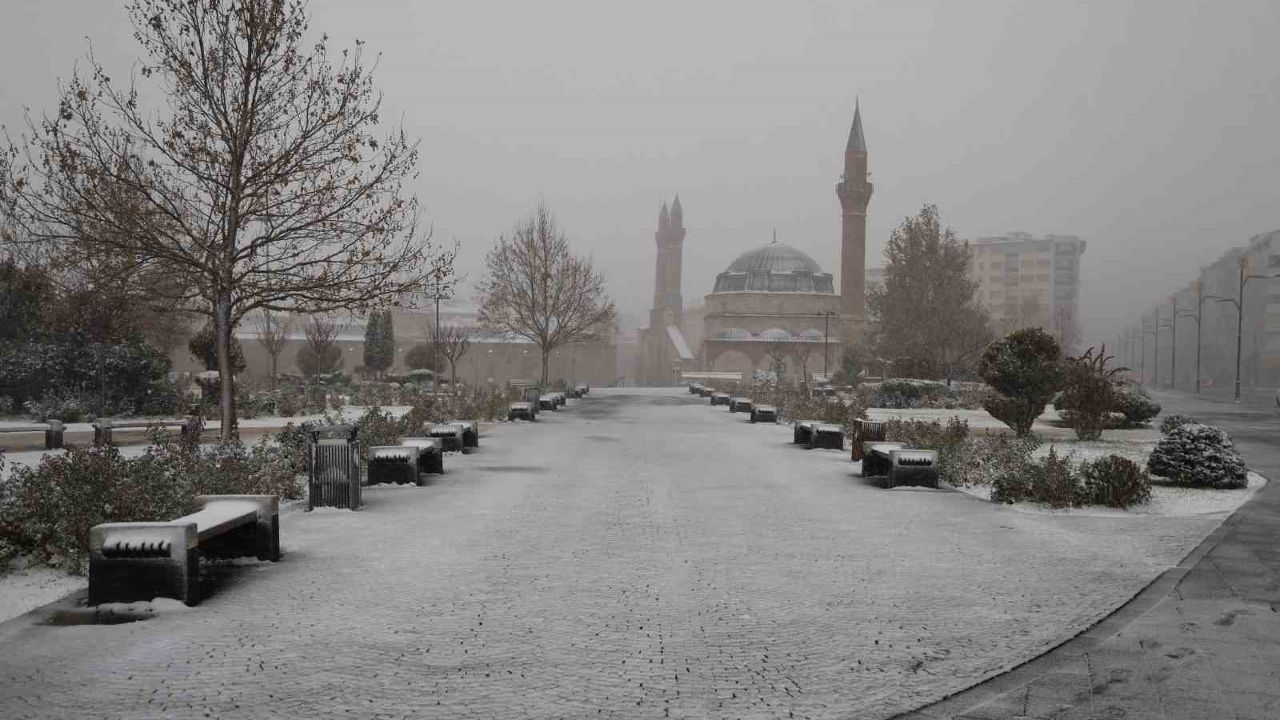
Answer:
[836,99,872,342]
[651,195,685,328]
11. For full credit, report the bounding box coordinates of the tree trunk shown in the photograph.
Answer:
[270,354,278,394]
[450,358,458,387]
[214,297,238,442]
[540,348,550,385]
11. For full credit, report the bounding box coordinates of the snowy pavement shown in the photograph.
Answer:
[0,389,1229,719]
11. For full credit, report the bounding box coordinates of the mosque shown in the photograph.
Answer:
[636,102,873,385]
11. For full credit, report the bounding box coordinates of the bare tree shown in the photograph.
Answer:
[430,323,471,387]
[476,202,616,384]
[789,342,814,389]
[0,0,452,439]
[296,315,342,379]
[764,341,789,384]
[255,311,293,392]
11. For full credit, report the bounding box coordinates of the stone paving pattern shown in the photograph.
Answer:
[899,391,1280,720]
[0,390,1227,719]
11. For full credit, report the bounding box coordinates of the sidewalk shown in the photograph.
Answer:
[897,391,1280,720]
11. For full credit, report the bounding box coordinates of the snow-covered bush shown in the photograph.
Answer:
[1159,414,1196,435]
[1078,455,1151,508]
[1147,423,1248,489]
[992,446,1078,508]
[1114,382,1161,426]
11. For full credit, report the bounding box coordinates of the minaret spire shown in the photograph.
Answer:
[846,96,867,153]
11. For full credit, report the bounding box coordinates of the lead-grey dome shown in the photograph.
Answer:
[725,243,823,274]
[713,242,834,294]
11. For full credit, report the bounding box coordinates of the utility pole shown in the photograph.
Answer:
[1152,308,1160,388]
[1139,317,1147,385]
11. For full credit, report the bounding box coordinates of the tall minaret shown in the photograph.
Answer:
[836,99,873,343]
[651,195,685,328]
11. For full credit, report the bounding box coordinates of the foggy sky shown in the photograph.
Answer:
[2,0,1278,346]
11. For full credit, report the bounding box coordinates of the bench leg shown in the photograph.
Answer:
[89,549,201,606]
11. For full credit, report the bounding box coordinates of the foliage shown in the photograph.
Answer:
[866,204,993,382]
[188,322,247,374]
[346,406,405,459]
[297,316,344,378]
[1,0,454,441]
[1058,345,1125,440]
[980,328,1064,436]
[1078,455,1152,509]
[362,310,396,378]
[1113,382,1161,426]
[3,335,175,419]
[833,345,869,385]
[404,343,438,372]
[0,259,51,343]
[1159,414,1197,435]
[991,446,1078,508]
[255,311,293,391]
[1147,423,1248,489]
[0,436,301,574]
[476,201,617,384]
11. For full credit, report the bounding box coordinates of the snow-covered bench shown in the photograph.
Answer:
[427,423,468,452]
[0,420,64,450]
[401,437,446,474]
[710,392,730,406]
[861,442,939,488]
[94,416,201,445]
[807,423,845,450]
[575,384,590,396]
[689,383,704,395]
[728,397,754,414]
[367,446,424,485]
[508,402,536,421]
[793,420,816,445]
[89,494,280,606]
[750,404,778,423]
[550,391,567,408]
[699,386,716,398]
[443,420,480,449]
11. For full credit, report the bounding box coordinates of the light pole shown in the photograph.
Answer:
[1176,285,1202,395]
[1204,258,1276,402]
[1140,316,1151,385]
[819,311,836,381]
[1160,301,1176,389]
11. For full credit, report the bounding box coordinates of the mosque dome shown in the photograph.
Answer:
[712,241,834,294]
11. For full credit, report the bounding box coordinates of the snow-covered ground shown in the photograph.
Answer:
[0,388,1250,719]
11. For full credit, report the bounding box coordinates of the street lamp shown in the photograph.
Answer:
[1204,257,1277,402]
[1159,302,1176,389]
[1140,315,1152,385]
[818,311,837,382]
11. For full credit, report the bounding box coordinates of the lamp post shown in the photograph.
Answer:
[1176,285,1202,395]
[1160,300,1176,389]
[1204,258,1277,401]
[820,311,836,381]
[1139,316,1150,385]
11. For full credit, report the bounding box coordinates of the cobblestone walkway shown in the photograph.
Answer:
[0,390,1227,719]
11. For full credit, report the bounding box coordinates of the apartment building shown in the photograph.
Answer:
[968,232,1086,351]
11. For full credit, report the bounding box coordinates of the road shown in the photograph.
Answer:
[0,389,1229,719]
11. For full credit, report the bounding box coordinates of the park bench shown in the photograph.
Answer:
[567,386,584,399]
[710,392,730,406]
[367,446,426,486]
[861,442,939,488]
[508,402,536,421]
[400,437,446,474]
[699,386,716,398]
[94,416,201,445]
[793,420,816,444]
[849,419,887,461]
[750,404,778,423]
[89,494,280,606]
[0,420,64,450]
[728,397,753,413]
[443,419,480,449]
[550,391,567,408]
[576,384,590,395]
[807,423,845,450]
[427,423,468,452]
[538,395,558,411]
[689,383,704,395]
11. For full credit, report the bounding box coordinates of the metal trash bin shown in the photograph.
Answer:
[307,424,362,511]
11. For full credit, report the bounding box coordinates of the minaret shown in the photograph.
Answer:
[836,99,872,343]
[651,195,685,327]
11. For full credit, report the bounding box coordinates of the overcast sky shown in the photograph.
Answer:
[3,0,1278,344]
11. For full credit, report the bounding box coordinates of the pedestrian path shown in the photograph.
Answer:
[899,391,1280,720]
[0,390,1239,719]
